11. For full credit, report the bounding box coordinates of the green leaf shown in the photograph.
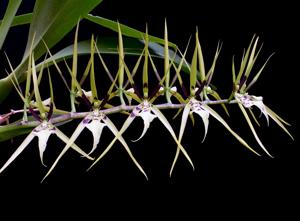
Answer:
[203,104,261,156]
[238,103,273,157]
[36,38,145,71]
[118,22,125,90]
[0,0,22,49]
[85,14,176,48]
[0,0,102,103]
[0,123,35,142]
[23,0,102,60]
[0,13,32,27]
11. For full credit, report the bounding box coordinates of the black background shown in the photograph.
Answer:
[0,0,298,218]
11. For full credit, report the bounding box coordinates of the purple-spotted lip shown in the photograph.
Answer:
[83,112,107,124]
[189,98,205,111]
[83,118,92,124]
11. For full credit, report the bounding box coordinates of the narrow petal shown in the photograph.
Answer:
[42,128,93,182]
[238,103,273,157]
[0,132,35,174]
[170,104,190,177]
[265,106,294,140]
[86,120,106,154]
[253,100,269,125]
[54,128,93,160]
[203,104,261,156]
[103,116,148,179]
[151,106,194,171]
[88,113,136,171]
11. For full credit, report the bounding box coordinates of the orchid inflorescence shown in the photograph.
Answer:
[0,22,293,181]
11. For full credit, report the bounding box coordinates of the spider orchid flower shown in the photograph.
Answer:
[235,92,269,124]
[88,99,194,174]
[131,100,157,142]
[43,108,147,180]
[234,92,293,157]
[0,120,92,174]
[188,98,210,141]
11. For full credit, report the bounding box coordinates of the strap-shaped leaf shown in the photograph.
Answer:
[85,14,176,48]
[24,0,102,60]
[0,0,22,49]
[0,0,102,103]
[0,12,31,27]
[118,23,125,91]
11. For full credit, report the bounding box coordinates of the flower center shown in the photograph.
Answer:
[189,98,205,112]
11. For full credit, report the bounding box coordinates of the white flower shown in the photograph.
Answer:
[33,121,56,166]
[188,97,210,142]
[82,109,106,154]
[0,120,91,174]
[131,100,157,141]
[235,92,269,124]
[44,108,148,180]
